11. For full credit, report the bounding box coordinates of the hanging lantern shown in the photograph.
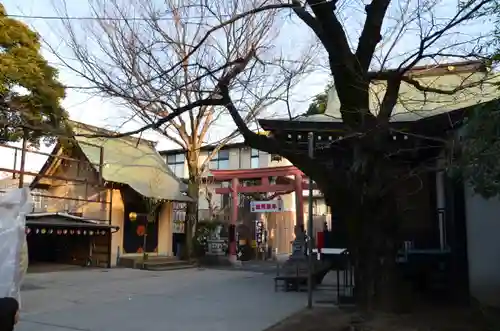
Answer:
[26,228,31,235]
[70,230,75,235]
[41,229,46,234]
[48,229,53,235]
[136,225,146,237]
[76,230,81,235]
[83,230,87,235]
[36,229,40,234]
[101,230,106,235]
[63,230,68,235]
[57,230,62,235]
[89,230,94,236]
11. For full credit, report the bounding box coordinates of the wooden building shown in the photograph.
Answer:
[258,61,500,301]
[28,121,191,268]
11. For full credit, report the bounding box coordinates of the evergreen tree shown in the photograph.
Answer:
[0,4,67,145]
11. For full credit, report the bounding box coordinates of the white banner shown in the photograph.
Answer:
[250,199,283,213]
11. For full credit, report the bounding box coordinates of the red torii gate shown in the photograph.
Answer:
[208,165,316,262]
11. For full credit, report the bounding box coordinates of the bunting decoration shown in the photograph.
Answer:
[25,227,108,236]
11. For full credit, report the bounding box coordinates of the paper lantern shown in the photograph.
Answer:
[57,230,62,235]
[76,230,81,235]
[136,225,146,237]
[63,230,68,235]
[83,230,87,235]
[48,229,53,235]
[36,229,40,234]
[41,229,46,234]
[70,230,75,235]
[89,230,94,236]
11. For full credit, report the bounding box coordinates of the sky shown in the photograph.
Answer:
[0,0,493,176]
[0,0,329,175]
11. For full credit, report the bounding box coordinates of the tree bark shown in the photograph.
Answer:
[184,155,200,260]
[323,148,403,312]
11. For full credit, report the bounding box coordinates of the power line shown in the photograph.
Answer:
[3,1,334,22]
[5,14,205,21]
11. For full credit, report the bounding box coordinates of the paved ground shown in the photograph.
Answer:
[16,267,308,331]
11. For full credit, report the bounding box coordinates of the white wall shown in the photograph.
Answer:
[464,185,500,307]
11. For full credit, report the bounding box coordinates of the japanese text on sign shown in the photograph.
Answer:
[250,200,283,213]
[255,221,264,244]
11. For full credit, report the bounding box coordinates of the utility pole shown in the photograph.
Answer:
[307,132,314,308]
[18,129,28,188]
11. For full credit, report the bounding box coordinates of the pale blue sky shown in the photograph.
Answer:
[0,0,493,174]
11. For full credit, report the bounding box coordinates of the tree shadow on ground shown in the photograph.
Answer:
[265,303,500,331]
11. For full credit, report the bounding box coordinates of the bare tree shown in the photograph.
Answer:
[49,0,314,258]
[216,0,495,311]
[44,0,497,310]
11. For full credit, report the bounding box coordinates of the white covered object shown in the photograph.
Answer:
[0,187,31,304]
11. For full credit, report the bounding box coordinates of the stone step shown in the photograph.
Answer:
[142,257,194,271]
[145,263,196,271]
[143,258,187,266]
[118,256,190,269]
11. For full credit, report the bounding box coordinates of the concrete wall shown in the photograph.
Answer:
[169,146,284,177]
[464,185,500,307]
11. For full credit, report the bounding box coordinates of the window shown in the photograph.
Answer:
[167,153,185,178]
[209,150,229,170]
[251,149,259,169]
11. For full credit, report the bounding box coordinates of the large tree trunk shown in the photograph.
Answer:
[184,156,200,260]
[325,150,405,312]
[349,193,401,312]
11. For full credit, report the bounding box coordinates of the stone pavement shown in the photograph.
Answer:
[16,267,307,331]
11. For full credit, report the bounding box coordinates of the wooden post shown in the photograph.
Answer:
[229,177,239,261]
[12,149,17,180]
[18,129,27,188]
[294,173,304,227]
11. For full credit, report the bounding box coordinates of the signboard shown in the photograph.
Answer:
[250,199,283,213]
[255,220,264,245]
[172,202,186,234]
[206,239,226,256]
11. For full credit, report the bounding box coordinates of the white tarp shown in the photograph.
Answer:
[0,187,31,305]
